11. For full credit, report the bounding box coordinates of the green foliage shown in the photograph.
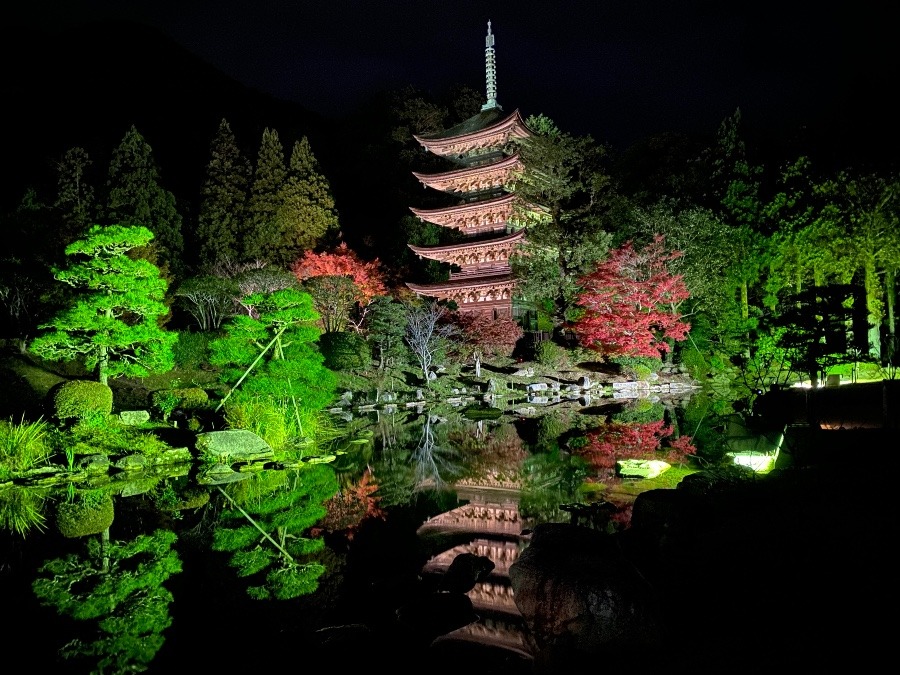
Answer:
[244,127,288,264]
[210,288,336,416]
[224,395,290,452]
[172,331,212,369]
[152,387,208,421]
[366,296,410,370]
[64,416,173,459]
[196,118,250,268]
[611,400,666,424]
[53,380,114,421]
[32,529,182,673]
[609,355,663,380]
[29,224,177,385]
[212,465,338,600]
[105,125,185,278]
[55,493,115,538]
[535,340,568,369]
[319,331,371,371]
[0,416,53,478]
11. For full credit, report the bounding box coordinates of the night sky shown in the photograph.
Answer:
[8,1,896,159]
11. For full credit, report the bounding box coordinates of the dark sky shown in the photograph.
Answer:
[8,1,897,156]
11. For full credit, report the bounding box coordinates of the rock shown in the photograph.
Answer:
[438,553,495,594]
[395,592,478,642]
[194,429,274,464]
[509,523,666,670]
[119,409,150,425]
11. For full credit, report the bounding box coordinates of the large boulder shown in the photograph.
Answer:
[509,523,666,670]
[511,464,892,672]
[194,429,274,464]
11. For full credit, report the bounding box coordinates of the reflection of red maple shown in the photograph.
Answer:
[317,469,386,541]
[573,235,690,358]
[580,419,696,472]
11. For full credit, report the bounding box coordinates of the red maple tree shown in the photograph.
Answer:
[291,243,388,332]
[572,235,691,358]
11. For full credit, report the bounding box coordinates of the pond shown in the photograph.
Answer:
[0,388,844,673]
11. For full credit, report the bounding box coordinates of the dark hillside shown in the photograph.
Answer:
[1,20,341,216]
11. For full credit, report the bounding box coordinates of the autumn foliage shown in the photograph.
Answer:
[578,419,696,481]
[454,312,524,358]
[572,235,691,358]
[314,469,386,541]
[292,242,387,301]
[291,243,388,332]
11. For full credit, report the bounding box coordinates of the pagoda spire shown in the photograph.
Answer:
[481,20,500,112]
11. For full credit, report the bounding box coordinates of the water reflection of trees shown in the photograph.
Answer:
[31,527,182,673]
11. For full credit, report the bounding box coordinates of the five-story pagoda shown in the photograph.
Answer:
[405,21,533,319]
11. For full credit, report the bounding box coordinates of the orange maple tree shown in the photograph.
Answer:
[291,243,388,332]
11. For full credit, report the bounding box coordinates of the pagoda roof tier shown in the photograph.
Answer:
[412,153,523,195]
[407,229,525,270]
[413,109,531,160]
[410,193,517,234]
[406,274,517,315]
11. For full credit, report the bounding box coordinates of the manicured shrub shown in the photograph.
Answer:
[319,331,371,371]
[53,380,113,421]
[609,355,663,380]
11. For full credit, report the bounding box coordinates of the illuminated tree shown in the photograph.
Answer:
[104,125,184,278]
[54,146,96,247]
[29,225,176,385]
[244,127,287,264]
[292,243,387,333]
[404,301,458,385]
[196,118,250,269]
[509,114,615,326]
[209,287,336,415]
[273,136,340,261]
[454,312,523,377]
[572,235,690,358]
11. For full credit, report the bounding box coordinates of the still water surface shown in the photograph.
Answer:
[2,394,729,673]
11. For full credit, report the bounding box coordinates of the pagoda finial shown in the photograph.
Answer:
[481,20,500,112]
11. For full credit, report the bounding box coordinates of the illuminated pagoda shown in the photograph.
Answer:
[405,21,533,318]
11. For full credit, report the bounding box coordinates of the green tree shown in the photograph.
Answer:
[104,125,185,279]
[509,114,615,327]
[29,224,177,385]
[271,136,340,264]
[244,127,288,264]
[212,465,338,600]
[54,146,96,248]
[810,170,900,360]
[196,118,251,269]
[210,287,336,417]
[366,296,410,371]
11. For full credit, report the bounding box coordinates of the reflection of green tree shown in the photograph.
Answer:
[519,449,590,526]
[212,464,338,600]
[32,529,181,673]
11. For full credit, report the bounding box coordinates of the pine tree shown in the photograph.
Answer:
[244,127,287,264]
[196,119,250,269]
[271,136,340,266]
[29,224,177,385]
[104,125,185,278]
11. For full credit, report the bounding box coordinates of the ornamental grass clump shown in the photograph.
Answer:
[0,416,53,479]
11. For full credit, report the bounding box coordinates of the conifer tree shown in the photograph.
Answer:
[104,125,185,279]
[271,136,340,265]
[196,118,250,269]
[29,224,176,385]
[54,147,96,248]
[244,127,287,264]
